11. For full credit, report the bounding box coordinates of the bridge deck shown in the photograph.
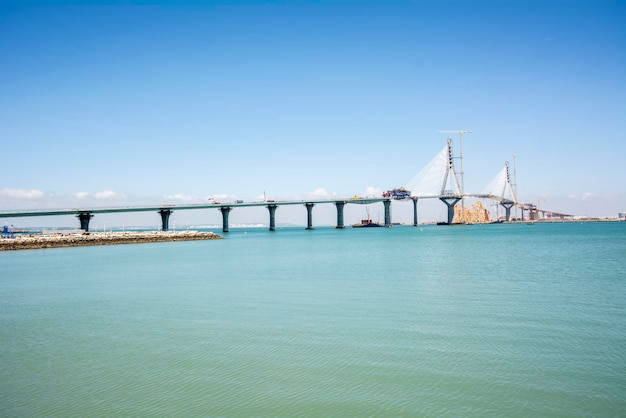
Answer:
[0,198,389,218]
[0,194,571,221]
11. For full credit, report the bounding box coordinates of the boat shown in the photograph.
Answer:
[352,207,382,228]
[352,218,382,227]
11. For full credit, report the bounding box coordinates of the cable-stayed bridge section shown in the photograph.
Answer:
[402,139,520,224]
[402,139,569,223]
[470,161,518,221]
[404,139,571,225]
[471,162,571,221]
[404,138,464,224]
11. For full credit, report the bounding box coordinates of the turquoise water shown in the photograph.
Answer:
[1,222,625,417]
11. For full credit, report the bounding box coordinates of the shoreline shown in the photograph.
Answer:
[0,230,223,251]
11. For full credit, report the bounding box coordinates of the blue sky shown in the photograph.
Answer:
[1,1,625,227]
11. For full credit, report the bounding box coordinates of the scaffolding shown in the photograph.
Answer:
[453,201,492,224]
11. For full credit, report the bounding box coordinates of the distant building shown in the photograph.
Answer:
[619,212,626,221]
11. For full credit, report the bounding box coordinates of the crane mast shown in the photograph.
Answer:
[512,153,518,220]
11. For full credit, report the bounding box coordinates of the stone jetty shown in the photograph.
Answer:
[0,230,223,251]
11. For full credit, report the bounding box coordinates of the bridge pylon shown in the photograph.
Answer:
[500,200,515,222]
[481,161,519,221]
[438,139,463,224]
[439,196,461,224]
[404,138,464,225]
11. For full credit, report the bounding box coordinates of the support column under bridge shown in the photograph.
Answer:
[439,196,461,225]
[159,209,172,231]
[383,200,391,227]
[500,201,515,222]
[77,212,93,231]
[220,207,231,233]
[305,203,314,230]
[412,197,419,226]
[335,201,345,229]
[267,205,278,231]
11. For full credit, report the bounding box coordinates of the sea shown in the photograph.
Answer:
[1,222,625,417]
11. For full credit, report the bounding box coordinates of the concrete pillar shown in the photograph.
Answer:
[412,197,419,226]
[267,205,278,231]
[220,207,231,233]
[383,200,391,227]
[305,203,314,230]
[335,201,345,229]
[439,197,461,224]
[159,209,172,231]
[77,212,93,231]
[500,201,514,222]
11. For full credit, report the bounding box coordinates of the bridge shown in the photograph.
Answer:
[0,137,568,231]
[404,139,571,223]
[404,138,520,224]
[0,198,392,232]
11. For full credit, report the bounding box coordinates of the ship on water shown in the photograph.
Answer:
[352,207,382,228]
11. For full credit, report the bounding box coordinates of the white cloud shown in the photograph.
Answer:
[0,188,44,200]
[364,186,383,197]
[567,193,596,201]
[75,192,89,199]
[163,193,242,203]
[300,188,335,200]
[164,193,198,202]
[94,190,126,200]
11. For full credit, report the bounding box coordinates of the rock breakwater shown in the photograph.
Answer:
[0,230,223,251]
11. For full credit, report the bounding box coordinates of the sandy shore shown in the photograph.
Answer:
[0,230,223,251]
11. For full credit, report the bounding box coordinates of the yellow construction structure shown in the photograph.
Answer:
[453,201,491,224]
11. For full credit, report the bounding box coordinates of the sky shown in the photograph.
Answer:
[1,0,625,228]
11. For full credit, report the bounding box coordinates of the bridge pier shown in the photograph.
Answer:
[220,207,231,232]
[159,209,172,231]
[412,197,419,226]
[383,200,391,227]
[267,205,278,231]
[500,201,514,222]
[439,197,461,224]
[335,201,345,229]
[305,203,314,230]
[77,212,93,231]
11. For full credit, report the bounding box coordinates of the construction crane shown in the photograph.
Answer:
[512,153,518,220]
[438,130,472,213]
